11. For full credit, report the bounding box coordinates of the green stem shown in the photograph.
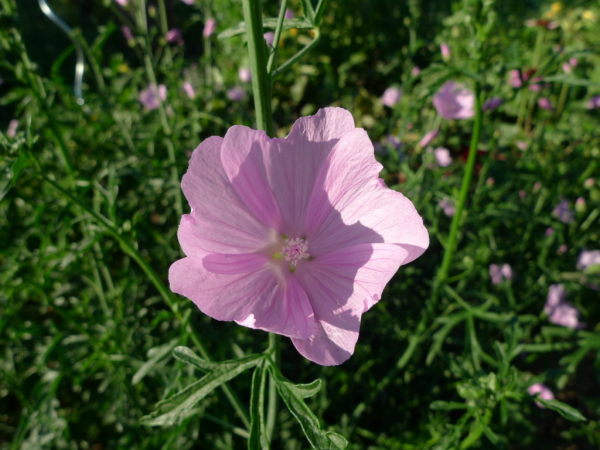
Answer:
[265,333,280,442]
[272,29,321,79]
[241,0,273,136]
[266,0,289,75]
[555,83,569,120]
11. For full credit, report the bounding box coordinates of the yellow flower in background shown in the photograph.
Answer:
[582,10,597,22]
[118,64,130,73]
[551,2,562,13]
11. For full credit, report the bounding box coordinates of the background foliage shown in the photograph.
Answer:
[1,0,600,448]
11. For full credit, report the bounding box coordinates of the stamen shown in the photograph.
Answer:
[280,238,310,267]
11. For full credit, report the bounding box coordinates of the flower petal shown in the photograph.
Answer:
[304,128,429,261]
[203,252,270,275]
[292,243,408,365]
[169,258,314,339]
[180,136,273,255]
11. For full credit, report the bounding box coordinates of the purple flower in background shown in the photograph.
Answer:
[419,130,439,147]
[439,199,455,217]
[433,81,475,119]
[545,284,583,329]
[183,82,195,99]
[285,8,295,19]
[440,42,451,61]
[227,86,246,101]
[168,108,429,365]
[538,97,554,110]
[122,25,133,41]
[578,250,600,270]
[264,31,275,46]
[509,70,523,88]
[412,66,420,77]
[586,95,600,109]
[528,383,554,408]
[140,83,167,110]
[545,227,554,236]
[483,97,502,111]
[203,18,217,37]
[381,87,402,107]
[166,28,183,43]
[7,119,18,138]
[434,148,452,167]
[553,199,574,224]
[238,68,252,83]
[386,134,402,150]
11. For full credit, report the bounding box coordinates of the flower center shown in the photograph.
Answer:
[280,238,310,267]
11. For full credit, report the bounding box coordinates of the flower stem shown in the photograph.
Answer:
[265,332,280,442]
[241,0,273,136]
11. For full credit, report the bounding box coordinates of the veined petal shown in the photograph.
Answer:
[292,243,408,365]
[180,136,273,255]
[169,258,314,339]
[203,252,270,275]
[305,129,429,260]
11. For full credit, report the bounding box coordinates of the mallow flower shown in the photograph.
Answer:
[169,108,429,366]
[433,81,475,120]
[544,284,583,329]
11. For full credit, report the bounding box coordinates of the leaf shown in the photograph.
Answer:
[141,354,262,426]
[535,397,587,422]
[173,345,226,372]
[218,18,312,40]
[300,0,316,24]
[248,360,269,450]
[429,401,468,411]
[542,75,599,87]
[270,368,347,449]
[426,311,469,365]
[0,153,29,201]
[313,0,329,26]
[132,338,179,385]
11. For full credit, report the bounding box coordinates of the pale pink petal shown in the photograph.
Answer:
[179,136,273,255]
[304,129,429,260]
[203,252,270,274]
[169,258,313,338]
[292,243,409,365]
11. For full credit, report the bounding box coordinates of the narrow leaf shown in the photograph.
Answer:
[542,75,599,87]
[132,338,179,385]
[141,354,262,426]
[218,18,311,40]
[300,0,315,23]
[535,397,587,422]
[0,153,29,201]
[313,0,329,26]
[248,360,269,450]
[429,401,468,411]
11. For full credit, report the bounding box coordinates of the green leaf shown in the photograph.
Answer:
[248,360,269,450]
[173,345,226,372]
[313,0,329,26]
[542,75,599,87]
[141,354,262,426]
[0,153,29,201]
[218,18,312,40]
[429,401,468,411]
[534,397,587,422]
[132,338,179,386]
[300,0,316,24]
[270,368,347,449]
[426,311,469,365]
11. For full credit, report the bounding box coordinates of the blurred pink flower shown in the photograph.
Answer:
[528,383,554,408]
[433,81,475,119]
[577,250,600,270]
[519,190,526,199]
[139,83,167,110]
[419,130,439,147]
[557,244,567,255]
[166,28,183,43]
[575,197,586,212]
[115,0,128,6]
[528,76,544,91]
[285,8,295,19]
[501,264,513,280]
[545,227,554,236]
[483,97,502,111]
[264,31,275,46]
[553,199,574,223]
[509,70,523,88]
[381,87,402,107]
[181,0,195,4]
[203,18,217,37]
[434,147,452,167]
[168,107,429,365]
[533,181,541,192]
[586,95,600,109]
[440,42,451,61]
[538,97,554,110]
[183,82,195,99]
[517,140,528,151]
[439,199,455,217]
[122,25,133,41]
[238,68,252,83]
[544,284,583,329]
[227,86,246,101]
[584,178,595,188]
[562,62,572,74]
[411,66,421,77]
[569,58,578,67]
[489,263,512,284]
[7,119,18,138]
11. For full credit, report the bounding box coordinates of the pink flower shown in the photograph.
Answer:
[577,250,600,270]
[203,18,217,37]
[483,97,502,111]
[7,119,18,138]
[433,81,475,120]
[519,190,526,199]
[411,66,420,77]
[115,0,127,6]
[517,140,528,151]
[238,68,252,83]
[434,147,452,167]
[562,62,572,74]
[166,28,183,43]
[538,97,554,110]
[439,199,455,217]
[544,284,583,329]
[528,76,544,91]
[489,264,512,284]
[122,25,133,41]
[381,87,402,107]
[501,264,513,280]
[553,199,574,223]
[168,108,429,365]
[284,8,295,19]
[440,42,451,61]
[183,82,195,99]
[181,0,195,4]
[509,70,523,88]
[584,178,595,188]
[528,383,554,408]
[227,86,246,101]
[569,58,578,67]
[140,84,167,110]
[419,130,439,147]
[587,95,600,109]
[545,227,554,236]
[264,31,275,46]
